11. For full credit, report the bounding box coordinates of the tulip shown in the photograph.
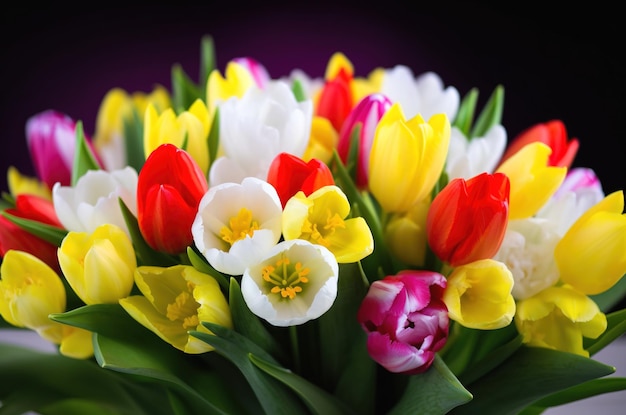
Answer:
[231,57,271,89]
[119,265,232,354]
[499,119,579,169]
[384,197,430,267]
[357,270,449,374]
[0,250,93,359]
[93,86,171,170]
[241,239,339,327]
[445,125,507,180]
[6,166,51,199]
[554,191,626,295]
[443,259,516,330]
[192,177,283,276]
[368,103,450,213]
[0,194,65,272]
[315,54,354,133]
[58,224,137,305]
[493,218,561,300]
[137,144,209,255]
[143,99,212,174]
[209,81,313,186]
[515,285,606,357]
[427,172,510,267]
[52,166,138,236]
[537,167,605,236]
[379,67,460,121]
[206,60,256,119]
[266,152,335,208]
[282,185,374,263]
[302,116,338,164]
[496,142,566,220]
[337,94,392,189]
[26,110,101,189]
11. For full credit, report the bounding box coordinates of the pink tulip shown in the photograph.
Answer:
[231,57,271,89]
[337,94,392,189]
[357,270,449,374]
[26,110,101,189]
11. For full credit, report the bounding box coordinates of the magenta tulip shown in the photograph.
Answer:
[357,270,449,374]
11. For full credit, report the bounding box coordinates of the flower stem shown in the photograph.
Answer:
[289,325,300,373]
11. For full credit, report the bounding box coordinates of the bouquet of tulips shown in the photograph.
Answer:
[1,35,625,415]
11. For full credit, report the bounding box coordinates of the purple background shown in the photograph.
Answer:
[1,6,623,195]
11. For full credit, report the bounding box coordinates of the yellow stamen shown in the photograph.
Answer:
[220,207,260,245]
[301,209,345,247]
[262,253,310,300]
[166,283,201,329]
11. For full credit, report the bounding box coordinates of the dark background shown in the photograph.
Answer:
[1,5,623,196]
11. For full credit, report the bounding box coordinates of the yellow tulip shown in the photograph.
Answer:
[58,224,136,305]
[7,166,51,199]
[302,116,338,164]
[443,259,516,330]
[0,250,93,359]
[119,265,232,354]
[143,99,212,173]
[515,285,607,357]
[384,197,430,267]
[282,186,374,263]
[555,190,626,295]
[369,103,450,213]
[206,61,256,119]
[496,142,566,219]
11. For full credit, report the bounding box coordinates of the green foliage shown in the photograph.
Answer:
[71,121,101,186]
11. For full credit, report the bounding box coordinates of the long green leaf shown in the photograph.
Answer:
[585,308,626,355]
[171,64,201,113]
[192,322,309,414]
[452,88,478,137]
[388,355,473,415]
[199,35,216,92]
[469,85,504,139]
[249,353,354,415]
[207,106,220,176]
[72,121,101,186]
[123,106,146,172]
[0,211,67,245]
[449,346,616,415]
[0,343,168,415]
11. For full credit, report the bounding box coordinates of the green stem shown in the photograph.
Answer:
[289,325,300,374]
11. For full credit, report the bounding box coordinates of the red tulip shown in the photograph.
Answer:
[315,67,353,133]
[266,152,335,207]
[0,194,65,272]
[499,120,579,168]
[137,144,208,254]
[357,270,449,374]
[427,172,510,267]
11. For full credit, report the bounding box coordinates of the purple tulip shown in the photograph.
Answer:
[337,94,392,189]
[357,270,449,374]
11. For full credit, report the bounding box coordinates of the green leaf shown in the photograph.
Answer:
[38,399,123,415]
[72,121,101,186]
[388,355,473,415]
[192,322,309,414]
[520,377,626,414]
[49,303,139,339]
[207,106,220,175]
[199,35,216,92]
[228,277,285,358]
[186,245,229,291]
[452,88,478,137]
[123,106,146,172]
[171,64,201,113]
[449,346,616,415]
[118,197,178,266]
[0,342,169,415]
[469,85,504,139]
[0,211,67,246]
[585,307,626,355]
[249,353,354,415]
[291,78,307,102]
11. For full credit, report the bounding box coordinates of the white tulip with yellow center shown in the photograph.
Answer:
[191,177,283,276]
[241,239,339,327]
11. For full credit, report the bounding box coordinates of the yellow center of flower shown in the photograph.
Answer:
[166,283,200,329]
[262,254,310,300]
[220,207,260,245]
[301,209,345,247]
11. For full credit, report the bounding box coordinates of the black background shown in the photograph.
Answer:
[1,4,623,196]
